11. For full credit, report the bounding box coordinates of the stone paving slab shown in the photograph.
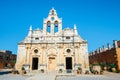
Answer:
[56,75,120,80]
[0,74,29,80]
[26,73,56,80]
[0,71,120,80]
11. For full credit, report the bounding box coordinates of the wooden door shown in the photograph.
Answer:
[48,57,56,71]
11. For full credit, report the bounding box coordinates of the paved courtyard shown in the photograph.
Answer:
[56,71,120,80]
[0,71,120,80]
[0,74,29,80]
[56,75,120,80]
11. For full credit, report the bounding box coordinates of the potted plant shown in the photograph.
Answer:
[85,70,89,74]
[41,69,44,73]
[110,64,116,72]
[100,69,103,75]
[93,70,99,74]
[21,67,26,74]
[89,64,93,73]
[59,69,63,73]
[77,67,82,74]
[92,62,101,74]
[102,62,107,70]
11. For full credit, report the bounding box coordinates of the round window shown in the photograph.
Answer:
[66,49,71,53]
[51,17,55,20]
[34,49,38,53]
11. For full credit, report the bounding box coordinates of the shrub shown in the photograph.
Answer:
[89,66,93,73]
[93,62,99,66]
[109,64,116,68]
[102,62,107,67]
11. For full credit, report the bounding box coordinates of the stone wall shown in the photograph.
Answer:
[89,40,120,71]
[0,50,16,69]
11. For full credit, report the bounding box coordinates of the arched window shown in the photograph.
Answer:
[54,21,58,33]
[47,21,51,33]
[47,21,51,26]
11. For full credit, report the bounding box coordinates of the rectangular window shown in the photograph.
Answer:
[35,37,39,40]
[66,36,70,39]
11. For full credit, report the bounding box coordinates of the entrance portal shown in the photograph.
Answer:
[32,58,38,70]
[66,57,72,69]
[48,57,56,71]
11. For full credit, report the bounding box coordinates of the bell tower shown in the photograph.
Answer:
[43,8,62,35]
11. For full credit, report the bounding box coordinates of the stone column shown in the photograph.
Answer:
[23,47,30,73]
[51,23,54,35]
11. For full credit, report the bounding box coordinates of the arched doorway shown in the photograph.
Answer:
[48,57,56,71]
[32,57,38,70]
[66,57,72,73]
[66,57,72,70]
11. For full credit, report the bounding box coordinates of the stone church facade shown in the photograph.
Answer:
[15,8,89,73]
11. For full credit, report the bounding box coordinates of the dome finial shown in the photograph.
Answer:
[74,24,77,29]
[74,24,78,35]
[28,25,32,36]
[29,25,32,31]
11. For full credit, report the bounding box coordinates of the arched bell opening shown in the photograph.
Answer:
[47,21,51,33]
[54,21,58,33]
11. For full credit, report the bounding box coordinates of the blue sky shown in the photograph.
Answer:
[0,0,120,54]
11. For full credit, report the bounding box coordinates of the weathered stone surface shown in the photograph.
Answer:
[15,8,89,73]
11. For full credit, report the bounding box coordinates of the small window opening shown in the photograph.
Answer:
[35,37,39,40]
[66,36,70,39]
